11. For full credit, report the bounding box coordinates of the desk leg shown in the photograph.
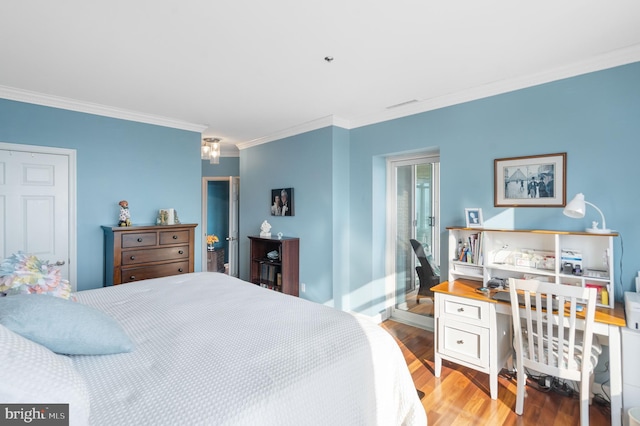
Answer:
[609,325,622,426]
[434,299,442,377]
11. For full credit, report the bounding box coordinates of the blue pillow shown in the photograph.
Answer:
[0,294,133,355]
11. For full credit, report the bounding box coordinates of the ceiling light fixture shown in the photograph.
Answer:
[202,137,221,164]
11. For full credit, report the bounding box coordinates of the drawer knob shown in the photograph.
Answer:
[178,250,184,255]
[457,340,464,345]
[130,275,136,281]
[137,238,143,242]
[130,256,135,260]
[457,307,465,312]
[178,268,184,272]
[173,235,178,239]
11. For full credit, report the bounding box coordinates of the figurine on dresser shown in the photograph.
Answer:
[118,200,132,226]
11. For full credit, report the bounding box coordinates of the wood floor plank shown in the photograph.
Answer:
[381,320,611,425]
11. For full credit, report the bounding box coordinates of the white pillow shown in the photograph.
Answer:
[0,324,90,426]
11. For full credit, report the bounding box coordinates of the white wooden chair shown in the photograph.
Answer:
[508,278,601,426]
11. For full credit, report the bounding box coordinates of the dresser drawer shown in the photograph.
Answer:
[441,294,489,325]
[120,261,190,283]
[438,318,489,368]
[122,246,189,265]
[159,230,190,245]
[121,232,157,248]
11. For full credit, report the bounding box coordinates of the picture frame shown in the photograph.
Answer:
[494,153,566,207]
[270,188,294,216]
[465,208,483,228]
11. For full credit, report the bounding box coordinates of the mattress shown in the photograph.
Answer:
[71,272,426,425]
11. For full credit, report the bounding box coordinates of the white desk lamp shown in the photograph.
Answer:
[563,193,611,233]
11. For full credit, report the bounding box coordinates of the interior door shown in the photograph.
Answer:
[387,153,440,329]
[227,177,239,277]
[0,143,76,288]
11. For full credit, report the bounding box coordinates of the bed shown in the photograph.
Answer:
[1,272,426,425]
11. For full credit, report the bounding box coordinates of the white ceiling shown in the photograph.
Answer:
[1,1,640,152]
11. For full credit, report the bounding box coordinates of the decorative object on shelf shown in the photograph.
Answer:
[157,208,180,225]
[260,220,271,237]
[270,188,294,216]
[465,208,483,228]
[206,234,219,251]
[201,137,221,164]
[118,200,131,227]
[494,152,566,207]
[563,193,611,233]
[277,232,283,239]
[267,250,279,260]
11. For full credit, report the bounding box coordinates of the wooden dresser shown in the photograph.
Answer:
[102,223,197,286]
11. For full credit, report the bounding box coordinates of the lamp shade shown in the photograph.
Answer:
[563,193,610,233]
[200,142,211,160]
[563,193,586,218]
[203,137,221,164]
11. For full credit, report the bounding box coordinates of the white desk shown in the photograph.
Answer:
[433,279,626,426]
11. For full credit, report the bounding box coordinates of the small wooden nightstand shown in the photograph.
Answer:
[207,249,225,273]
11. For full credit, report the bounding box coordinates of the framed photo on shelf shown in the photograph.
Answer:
[465,208,483,228]
[270,188,294,216]
[494,152,566,207]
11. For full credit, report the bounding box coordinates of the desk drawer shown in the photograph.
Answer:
[438,319,489,368]
[120,261,189,283]
[441,295,489,325]
[122,246,189,265]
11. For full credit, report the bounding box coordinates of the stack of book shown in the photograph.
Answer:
[259,262,281,291]
[458,232,483,264]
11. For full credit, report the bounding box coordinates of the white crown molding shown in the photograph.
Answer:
[3,44,638,147]
[220,143,240,157]
[236,115,351,150]
[0,85,208,133]
[350,44,640,129]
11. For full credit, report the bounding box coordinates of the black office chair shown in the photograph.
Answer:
[410,239,441,301]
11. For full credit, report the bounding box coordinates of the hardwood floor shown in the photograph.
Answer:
[381,320,611,425]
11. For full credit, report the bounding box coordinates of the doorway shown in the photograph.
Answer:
[386,152,440,330]
[201,177,239,276]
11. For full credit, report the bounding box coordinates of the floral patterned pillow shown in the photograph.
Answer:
[0,252,73,300]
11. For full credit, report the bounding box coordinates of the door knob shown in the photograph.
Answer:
[55,260,66,266]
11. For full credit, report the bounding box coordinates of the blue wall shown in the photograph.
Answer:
[202,157,239,178]
[241,62,640,315]
[239,127,336,305]
[0,99,203,291]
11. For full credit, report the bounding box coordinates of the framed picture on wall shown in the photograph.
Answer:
[270,188,294,216]
[494,153,566,207]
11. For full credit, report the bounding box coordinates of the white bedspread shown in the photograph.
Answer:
[72,273,426,425]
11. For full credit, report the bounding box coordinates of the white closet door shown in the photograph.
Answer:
[0,148,70,280]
